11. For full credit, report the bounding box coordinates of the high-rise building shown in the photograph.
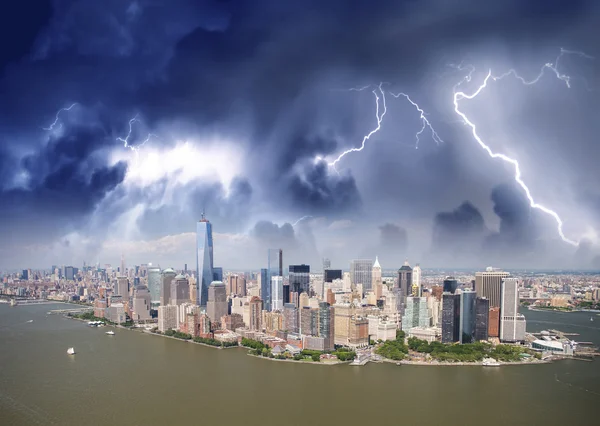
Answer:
[350,259,373,292]
[158,305,178,332]
[488,307,500,338]
[120,254,126,277]
[322,258,331,271]
[282,283,290,305]
[249,297,263,331]
[207,281,227,323]
[442,277,458,294]
[147,265,162,302]
[196,214,214,307]
[170,275,190,306]
[459,289,477,343]
[475,297,490,341]
[227,275,247,297]
[132,286,152,321]
[65,266,76,281]
[115,276,129,298]
[318,302,335,351]
[372,256,382,289]
[265,249,283,311]
[160,268,177,306]
[475,268,510,308]
[500,278,526,342]
[289,264,310,296]
[300,307,319,336]
[412,264,422,297]
[442,293,461,343]
[283,303,299,333]
[213,267,223,282]
[259,268,268,301]
[324,269,342,283]
[401,297,431,332]
[271,276,284,311]
[397,260,413,315]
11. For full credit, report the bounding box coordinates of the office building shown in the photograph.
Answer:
[283,303,299,333]
[397,260,413,315]
[260,268,268,301]
[488,307,500,338]
[322,258,331,271]
[459,289,477,343]
[372,256,382,288]
[170,275,190,306]
[158,305,177,332]
[442,277,458,294]
[115,276,129,298]
[227,275,246,297]
[318,302,335,351]
[350,259,373,292]
[160,268,177,306]
[289,264,310,295]
[402,297,431,332]
[213,267,223,282]
[271,276,284,311]
[324,269,342,283]
[207,281,227,323]
[65,266,76,281]
[475,268,510,308]
[442,293,460,343]
[282,283,290,305]
[300,307,319,336]
[105,302,126,324]
[500,278,526,342]
[147,265,162,302]
[475,297,490,341]
[412,264,422,297]
[263,249,283,311]
[196,214,214,307]
[132,286,151,321]
[249,297,263,331]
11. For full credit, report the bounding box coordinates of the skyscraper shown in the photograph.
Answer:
[249,297,263,331]
[115,276,129,298]
[120,254,126,277]
[442,293,461,343]
[271,276,284,311]
[500,278,526,342]
[283,303,299,333]
[350,259,373,292]
[475,268,510,308]
[132,286,152,321]
[322,258,331,271]
[196,214,214,307]
[170,275,190,306]
[412,264,422,297]
[475,297,490,341]
[207,281,227,323]
[213,267,223,282]
[397,260,413,315]
[289,264,310,295]
[459,289,477,343]
[442,277,458,294]
[300,307,319,336]
[263,249,283,311]
[318,301,335,351]
[324,269,342,283]
[147,265,162,302]
[160,268,176,306]
[372,256,382,290]
[401,297,432,332]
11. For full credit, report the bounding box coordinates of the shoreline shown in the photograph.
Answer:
[389,358,550,366]
[245,352,347,366]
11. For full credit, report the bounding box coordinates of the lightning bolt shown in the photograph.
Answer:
[389,92,444,149]
[42,103,77,131]
[292,215,313,226]
[452,48,594,246]
[321,82,387,170]
[116,114,159,152]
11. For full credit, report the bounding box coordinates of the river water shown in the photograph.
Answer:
[1,303,598,426]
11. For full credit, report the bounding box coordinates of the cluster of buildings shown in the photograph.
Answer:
[4,215,600,356]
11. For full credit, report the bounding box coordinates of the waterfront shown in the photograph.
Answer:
[1,304,598,426]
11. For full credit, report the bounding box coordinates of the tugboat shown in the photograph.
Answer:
[67,347,76,355]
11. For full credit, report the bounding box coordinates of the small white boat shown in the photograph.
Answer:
[591,317,594,322]
[67,347,75,355]
[482,358,500,367]
[27,320,33,323]
[106,331,115,335]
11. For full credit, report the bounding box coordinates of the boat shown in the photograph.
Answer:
[27,320,33,323]
[67,347,75,355]
[482,358,500,367]
[591,317,594,322]
[106,331,115,335]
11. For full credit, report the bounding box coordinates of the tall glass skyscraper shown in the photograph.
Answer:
[147,265,162,303]
[459,289,477,343]
[196,215,214,307]
[264,249,282,311]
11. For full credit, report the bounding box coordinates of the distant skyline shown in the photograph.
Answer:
[1,1,600,270]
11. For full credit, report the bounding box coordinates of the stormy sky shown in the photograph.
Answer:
[1,0,600,271]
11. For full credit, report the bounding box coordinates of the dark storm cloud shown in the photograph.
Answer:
[136,177,253,238]
[1,0,599,268]
[380,224,408,252]
[251,221,296,249]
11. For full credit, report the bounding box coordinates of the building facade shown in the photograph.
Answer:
[271,276,284,311]
[401,297,431,332]
[207,281,227,323]
[442,293,460,343]
[500,278,526,342]
[160,268,176,306]
[475,268,510,308]
[474,297,490,341]
[289,264,310,296]
[158,305,177,332]
[350,259,373,292]
[196,214,214,307]
[147,266,161,303]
